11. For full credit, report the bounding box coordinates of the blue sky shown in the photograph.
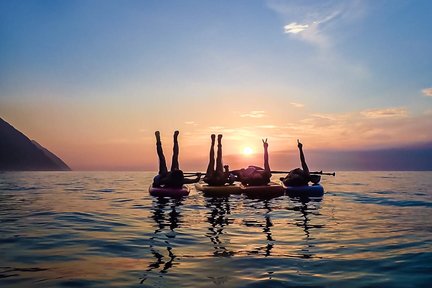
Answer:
[1,0,431,170]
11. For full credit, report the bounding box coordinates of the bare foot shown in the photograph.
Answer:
[173,130,179,140]
[155,131,161,141]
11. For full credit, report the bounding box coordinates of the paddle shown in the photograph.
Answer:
[184,172,206,176]
[271,170,336,176]
[311,171,336,176]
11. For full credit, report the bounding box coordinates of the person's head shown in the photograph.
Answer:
[289,168,304,177]
[309,174,321,184]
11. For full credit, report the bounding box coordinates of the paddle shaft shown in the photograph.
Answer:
[184,172,206,176]
[271,170,335,176]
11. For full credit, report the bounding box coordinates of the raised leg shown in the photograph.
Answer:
[215,134,224,174]
[206,134,216,176]
[155,131,168,175]
[171,131,180,171]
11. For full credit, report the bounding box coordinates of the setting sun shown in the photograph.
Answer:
[243,147,253,155]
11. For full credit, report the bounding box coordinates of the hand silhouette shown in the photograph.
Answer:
[297,139,303,149]
[262,138,268,149]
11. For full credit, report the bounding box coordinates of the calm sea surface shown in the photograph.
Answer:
[0,171,431,287]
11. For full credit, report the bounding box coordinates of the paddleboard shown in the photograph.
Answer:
[241,182,285,198]
[285,184,324,198]
[149,185,190,197]
[195,183,242,196]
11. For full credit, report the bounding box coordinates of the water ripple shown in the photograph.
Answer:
[0,171,431,287]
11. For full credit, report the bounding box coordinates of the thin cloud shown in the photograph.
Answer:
[187,108,431,153]
[257,125,277,129]
[422,88,432,97]
[290,102,305,108]
[284,22,309,34]
[277,108,431,150]
[310,113,340,121]
[268,0,367,47]
[290,21,329,47]
[184,121,198,126]
[208,126,224,131]
[240,110,266,118]
[361,107,408,119]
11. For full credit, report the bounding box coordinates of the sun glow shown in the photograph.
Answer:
[243,147,253,155]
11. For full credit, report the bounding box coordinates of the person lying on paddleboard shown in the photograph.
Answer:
[280,140,321,187]
[230,139,272,186]
[152,131,201,188]
[203,134,235,186]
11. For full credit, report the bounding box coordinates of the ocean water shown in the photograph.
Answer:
[0,171,431,288]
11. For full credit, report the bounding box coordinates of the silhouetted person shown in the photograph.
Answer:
[230,139,272,186]
[152,131,201,188]
[281,140,321,187]
[203,134,234,186]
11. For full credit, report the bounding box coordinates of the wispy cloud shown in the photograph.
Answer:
[274,107,430,150]
[286,20,329,47]
[184,121,198,126]
[284,23,309,34]
[361,107,408,119]
[310,113,341,121]
[268,0,366,47]
[422,87,432,97]
[240,110,266,118]
[257,125,277,129]
[290,102,305,108]
[208,126,224,130]
[183,107,430,153]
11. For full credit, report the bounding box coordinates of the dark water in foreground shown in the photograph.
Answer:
[0,171,431,287]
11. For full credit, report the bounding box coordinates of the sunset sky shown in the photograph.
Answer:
[1,0,431,170]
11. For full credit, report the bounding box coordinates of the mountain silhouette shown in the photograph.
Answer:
[0,118,71,171]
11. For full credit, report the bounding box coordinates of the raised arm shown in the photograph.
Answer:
[263,138,270,173]
[297,139,309,174]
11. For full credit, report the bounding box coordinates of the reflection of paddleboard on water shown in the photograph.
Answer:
[285,184,324,198]
[195,183,242,196]
[141,197,183,283]
[148,185,190,197]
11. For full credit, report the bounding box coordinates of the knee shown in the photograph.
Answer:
[153,175,162,187]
